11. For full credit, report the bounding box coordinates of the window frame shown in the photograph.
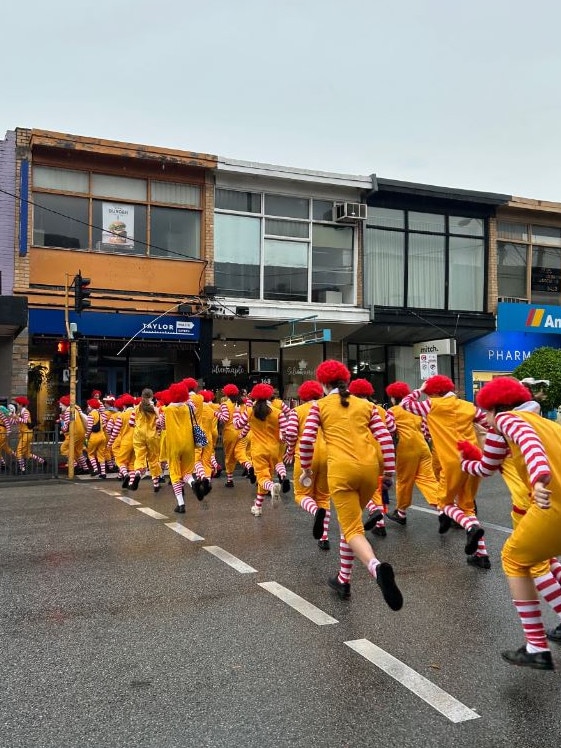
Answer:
[31,165,203,260]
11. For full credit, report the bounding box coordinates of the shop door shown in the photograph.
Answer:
[86,366,127,399]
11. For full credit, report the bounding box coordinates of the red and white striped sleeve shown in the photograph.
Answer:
[128,410,136,428]
[107,415,122,447]
[421,417,431,440]
[158,411,166,431]
[401,389,431,417]
[60,409,71,433]
[283,410,299,450]
[217,403,229,423]
[461,430,510,477]
[299,403,321,469]
[232,407,244,430]
[369,406,395,473]
[85,413,94,437]
[495,412,551,485]
[385,409,396,435]
[237,411,250,438]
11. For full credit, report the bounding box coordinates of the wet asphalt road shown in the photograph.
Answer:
[2,470,561,748]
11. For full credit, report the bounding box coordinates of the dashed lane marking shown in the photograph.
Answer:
[203,546,257,574]
[136,506,168,519]
[165,522,204,542]
[117,495,142,506]
[258,581,338,626]
[345,639,480,724]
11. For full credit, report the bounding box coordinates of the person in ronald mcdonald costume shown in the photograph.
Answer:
[460,376,561,670]
[299,360,403,611]
[235,383,287,517]
[401,375,490,566]
[84,398,107,478]
[217,384,254,488]
[11,396,46,472]
[129,388,162,492]
[59,395,89,474]
[384,381,439,527]
[284,380,331,550]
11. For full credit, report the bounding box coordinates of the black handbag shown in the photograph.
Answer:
[189,406,208,447]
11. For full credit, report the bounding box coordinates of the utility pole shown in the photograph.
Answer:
[64,275,77,480]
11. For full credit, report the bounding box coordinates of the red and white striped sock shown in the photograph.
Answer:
[211,455,219,470]
[513,599,549,652]
[244,461,252,472]
[78,455,89,471]
[99,460,106,477]
[338,537,354,584]
[321,509,331,540]
[535,573,561,616]
[443,505,479,530]
[172,481,184,505]
[300,497,318,515]
[365,500,377,514]
[194,461,205,480]
[474,538,489,557]
[255,493,266,509]
[549,558,561,585]
[275,462,287,479]
[262,479,274,493]
[367,557,381,578]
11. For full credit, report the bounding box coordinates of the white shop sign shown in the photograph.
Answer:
[413,338,456,357]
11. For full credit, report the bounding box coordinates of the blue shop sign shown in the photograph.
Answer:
[29,309,200,341]
[464,331,561,371]
[497,301,561,334]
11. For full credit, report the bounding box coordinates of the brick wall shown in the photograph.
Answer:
[0,130,16,294]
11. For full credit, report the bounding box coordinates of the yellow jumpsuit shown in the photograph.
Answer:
[164,403,195,485]
[86,410,107,470]
[110,408,135,475]
[292,401,330,510]
[132,405,161,480]
[243,407,282,494]
[220,400,250,475]
[301,394,395,543]
[60,406,87,464]
[387,405,439,511]
[195,402,216,479]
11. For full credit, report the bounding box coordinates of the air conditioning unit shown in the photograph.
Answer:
[251,357,279,373]
[333,202,367,223]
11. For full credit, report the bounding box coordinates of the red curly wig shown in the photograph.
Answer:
[87,398,101,409]
[250,383,274,401]
[423,375,455,396]
[386,381,411,400]
[316,360,350,385]
[59,395,70,407]
[348,378,374,397]
[223,384,239,397]
[168,383,189,403]
[199,389,215,403]
[476,377,532,411]
[14,396,29,406]
[183,377,198,392]
[298,380,324,402]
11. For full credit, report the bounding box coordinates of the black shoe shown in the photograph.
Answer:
[281,477,291,493]
[387,509,407,526]
[247,466,256,485]
[467,554,491,569]
[318,539,330,551]
[547,623,561,643]
[501,645,554,670]
[465,525,484,555]
[376,562,403,611]
[121,474,130,489]
[364,510,383,532]
[191,480,206,501]
[438,512,452,534]
[159,475,166,484]
[371,525,387,537]
[328,575,351,600]
[214,466,223,478]
[153,484,160,493]
[130,474,141,491]
[225,480,234,488]
[241,467,248,477]
[202,477,212,495]
[173,504,186,513]
[313,508,327,540]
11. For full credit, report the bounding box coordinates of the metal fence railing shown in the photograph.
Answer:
[0,428,60,481]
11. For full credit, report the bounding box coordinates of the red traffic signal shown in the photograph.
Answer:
[57,340,70,354]
[74,271,92,313]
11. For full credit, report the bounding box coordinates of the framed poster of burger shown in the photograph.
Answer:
[102,203,134,248]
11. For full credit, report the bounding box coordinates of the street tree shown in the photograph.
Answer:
[513,346,561,411]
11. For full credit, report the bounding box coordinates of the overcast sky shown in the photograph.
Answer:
[3,0,561,200]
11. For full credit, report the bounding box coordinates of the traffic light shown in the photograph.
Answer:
[77,340,99,381]
[74,271,91,313]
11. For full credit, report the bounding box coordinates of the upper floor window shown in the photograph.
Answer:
[214,188,355,303]
[32,166,202,260]
[497,221,561,304]
[364,208,485,311]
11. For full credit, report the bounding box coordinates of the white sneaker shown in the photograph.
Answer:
[271,483,281,506]
[251,505,262,517]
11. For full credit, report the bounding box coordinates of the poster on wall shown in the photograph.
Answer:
[419,353,438,380]
[102,203,134,247]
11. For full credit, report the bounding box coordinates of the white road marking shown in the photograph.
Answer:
[345,639,480,723]
[116,495,141,506]
[203,546,257,573]
[165,522,204,542]
[258,582,338,626]
[410,505,511,534]
[136,506,168,519]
